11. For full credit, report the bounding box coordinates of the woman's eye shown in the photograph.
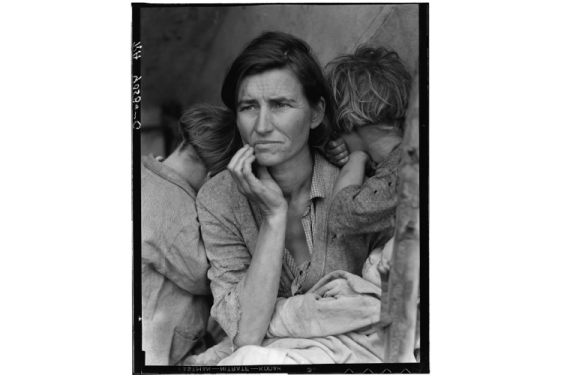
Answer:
[240,105,254,112]
[274,103,289,109]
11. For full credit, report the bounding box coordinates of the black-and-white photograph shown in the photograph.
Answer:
[133,3,428,372]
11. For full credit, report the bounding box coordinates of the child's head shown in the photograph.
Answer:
[326,46,412,138]
[178,103,241,177]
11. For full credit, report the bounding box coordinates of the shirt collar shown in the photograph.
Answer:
[309,150,330,201]
[141,154,197,199]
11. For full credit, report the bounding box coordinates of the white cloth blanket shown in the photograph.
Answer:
[218,270,387,365]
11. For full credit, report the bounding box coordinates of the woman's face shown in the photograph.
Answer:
[235,68,324,167]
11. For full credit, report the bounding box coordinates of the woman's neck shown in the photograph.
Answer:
[268,147,314,201]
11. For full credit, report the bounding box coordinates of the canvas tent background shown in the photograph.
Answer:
[138,4,419,157]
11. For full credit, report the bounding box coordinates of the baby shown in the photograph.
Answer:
[324,46,412,288]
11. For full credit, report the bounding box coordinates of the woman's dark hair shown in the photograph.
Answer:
[178,103,241,177]
[221,31,335,148]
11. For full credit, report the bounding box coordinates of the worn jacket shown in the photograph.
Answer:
[196,151,372,340]
[141,155,211,365]
[328,144,402,248]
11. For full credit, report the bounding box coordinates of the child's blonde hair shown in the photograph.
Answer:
[326,46,412,137]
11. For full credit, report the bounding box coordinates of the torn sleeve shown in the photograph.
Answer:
[328,162,399,236]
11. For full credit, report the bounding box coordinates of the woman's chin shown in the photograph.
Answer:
[255,153,282,167]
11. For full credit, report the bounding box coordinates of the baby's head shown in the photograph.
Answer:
[326,46,412,138]
[362,236,395,291]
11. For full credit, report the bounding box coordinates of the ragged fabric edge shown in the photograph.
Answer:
[229,281,244,353]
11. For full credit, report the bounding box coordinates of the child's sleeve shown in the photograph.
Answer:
[328,147,401,236]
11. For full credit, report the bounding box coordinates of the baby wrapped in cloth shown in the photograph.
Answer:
[221,269,386,365]
[187,266,385,365]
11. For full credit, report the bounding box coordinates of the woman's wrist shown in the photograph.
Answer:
[263,210,287,225]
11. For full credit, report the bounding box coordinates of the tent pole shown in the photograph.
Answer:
[383,66,421,363]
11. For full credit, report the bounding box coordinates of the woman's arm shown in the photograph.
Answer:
[200,145,289,347]
[197,188,286,347]
[229,145,288,347]
[235,212,286,346]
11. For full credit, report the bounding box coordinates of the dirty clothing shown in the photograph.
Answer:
[266,270,383,339]
[328,143,402,248]
[196,151,373,341]
[141,155,211,365]
[217,270,388,365]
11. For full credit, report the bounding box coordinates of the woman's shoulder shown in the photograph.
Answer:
[312,150,341,194]
[197,170,244,210]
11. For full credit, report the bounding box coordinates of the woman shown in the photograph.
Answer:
[196,32,374,349]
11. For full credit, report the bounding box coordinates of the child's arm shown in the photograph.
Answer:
[331,151,371,198]
[328,145,402,236]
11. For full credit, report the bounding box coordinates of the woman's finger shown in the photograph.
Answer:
[227,144,250,171]
[228,146,254,193]
[227,145,246,170]
[231,171,252,196]
[230,146,254,176]
[241,152,259,187]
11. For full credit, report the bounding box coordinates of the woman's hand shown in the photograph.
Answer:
[325,137,349,167]
[228,145,287,217]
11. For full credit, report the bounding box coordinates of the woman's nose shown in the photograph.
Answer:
[254,108,274,134]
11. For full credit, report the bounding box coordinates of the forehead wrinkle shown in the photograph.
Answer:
[238,69,303,102]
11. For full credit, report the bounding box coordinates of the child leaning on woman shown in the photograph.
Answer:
[324,46,412,289]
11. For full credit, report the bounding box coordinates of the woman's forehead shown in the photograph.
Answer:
[237,68,304,100]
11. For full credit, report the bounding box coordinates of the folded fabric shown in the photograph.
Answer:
[181,337,234,366]
[216,270,385,364]
[266,270,382,339]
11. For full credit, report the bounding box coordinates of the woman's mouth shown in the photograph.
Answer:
[253,141,281,149]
